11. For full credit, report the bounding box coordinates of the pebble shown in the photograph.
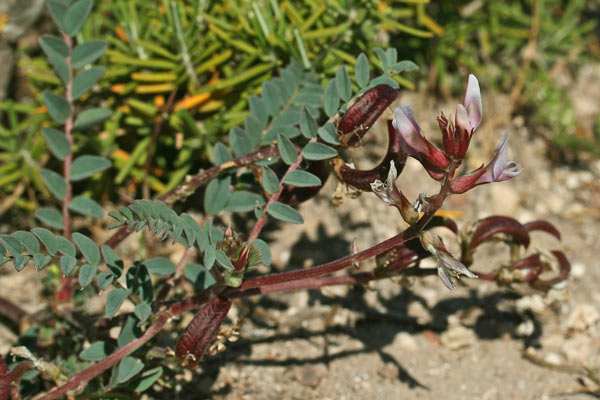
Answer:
[515,294,546,316]
[544,352,562,365]
[561,334,591,363]
[395,332,418,351]
[440,325,476,350]
[516,319,535,336]
[566,304,599,331]
[570,262,586,279]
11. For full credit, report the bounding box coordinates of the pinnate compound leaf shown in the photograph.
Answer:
[302,142,338,160]
[73,108,112,130]
[72,232,100,266]
[142,257,175,275]
[71,66,105,100]
[68,196,103,218]
[43,91,71,124]
[277,133,297,165]
[35,207,64,230]
[115,356,144,384]
[336,66,352,101]
[106,288,128,318]
[71,40,107,69]
[323,79,340,118]
[41,169,66,201]
[69,155,111,181]
[79,341,115,361]
[225,191,265,212]
[42,127,70,161]
[204,176,230,216]
[261,166,279,195]
[355,53,370,88]
[176,297,232,362]
[299,107,318,139]
[283,170,322,187]
[78,263,97,287]
[63,0,93,36]
[267,201,303,224]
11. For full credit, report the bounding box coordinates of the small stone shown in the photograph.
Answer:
[561,334,591,363]
[482,387,499,400]
[516,319,535,336]
[566,304,599,331]
[516,294,546,316]
[378,362,399,380]
[570,262,586,279]
[295,365,323,388]
[422,330,440,346]
[395,332,417,351]
[407,301,430,325]
[544,352,562,366]
[440,325,476,350]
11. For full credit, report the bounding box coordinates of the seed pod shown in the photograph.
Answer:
[335,120,406,191]
[337,84,398,147]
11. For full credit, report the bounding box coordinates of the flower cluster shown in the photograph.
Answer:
[392,74,523,191]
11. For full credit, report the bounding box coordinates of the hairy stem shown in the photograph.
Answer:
[36,314,169,400]
[248,137,317,241]
[104,145,280,249]
[61,32,75,239]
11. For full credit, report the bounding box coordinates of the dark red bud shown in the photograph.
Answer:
[523,220,561,240]
[234,246,250,271]
[336,120,406,191]
[337,84,398,148]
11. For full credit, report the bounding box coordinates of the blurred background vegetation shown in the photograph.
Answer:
[0,0,598,225]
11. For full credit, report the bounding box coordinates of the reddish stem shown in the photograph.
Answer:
[248,137,317,241]
[61,32,74,240]
[36,313,169,400]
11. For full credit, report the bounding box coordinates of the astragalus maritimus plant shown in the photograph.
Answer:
[0,4,569,398]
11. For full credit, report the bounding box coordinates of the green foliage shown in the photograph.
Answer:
[405,0,598,156]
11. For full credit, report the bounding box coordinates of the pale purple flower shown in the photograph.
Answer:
[393,105,449,179]
[476,132,524,184]
[463,74,483,131]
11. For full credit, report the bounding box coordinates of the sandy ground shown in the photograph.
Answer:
[1,66,600,399]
